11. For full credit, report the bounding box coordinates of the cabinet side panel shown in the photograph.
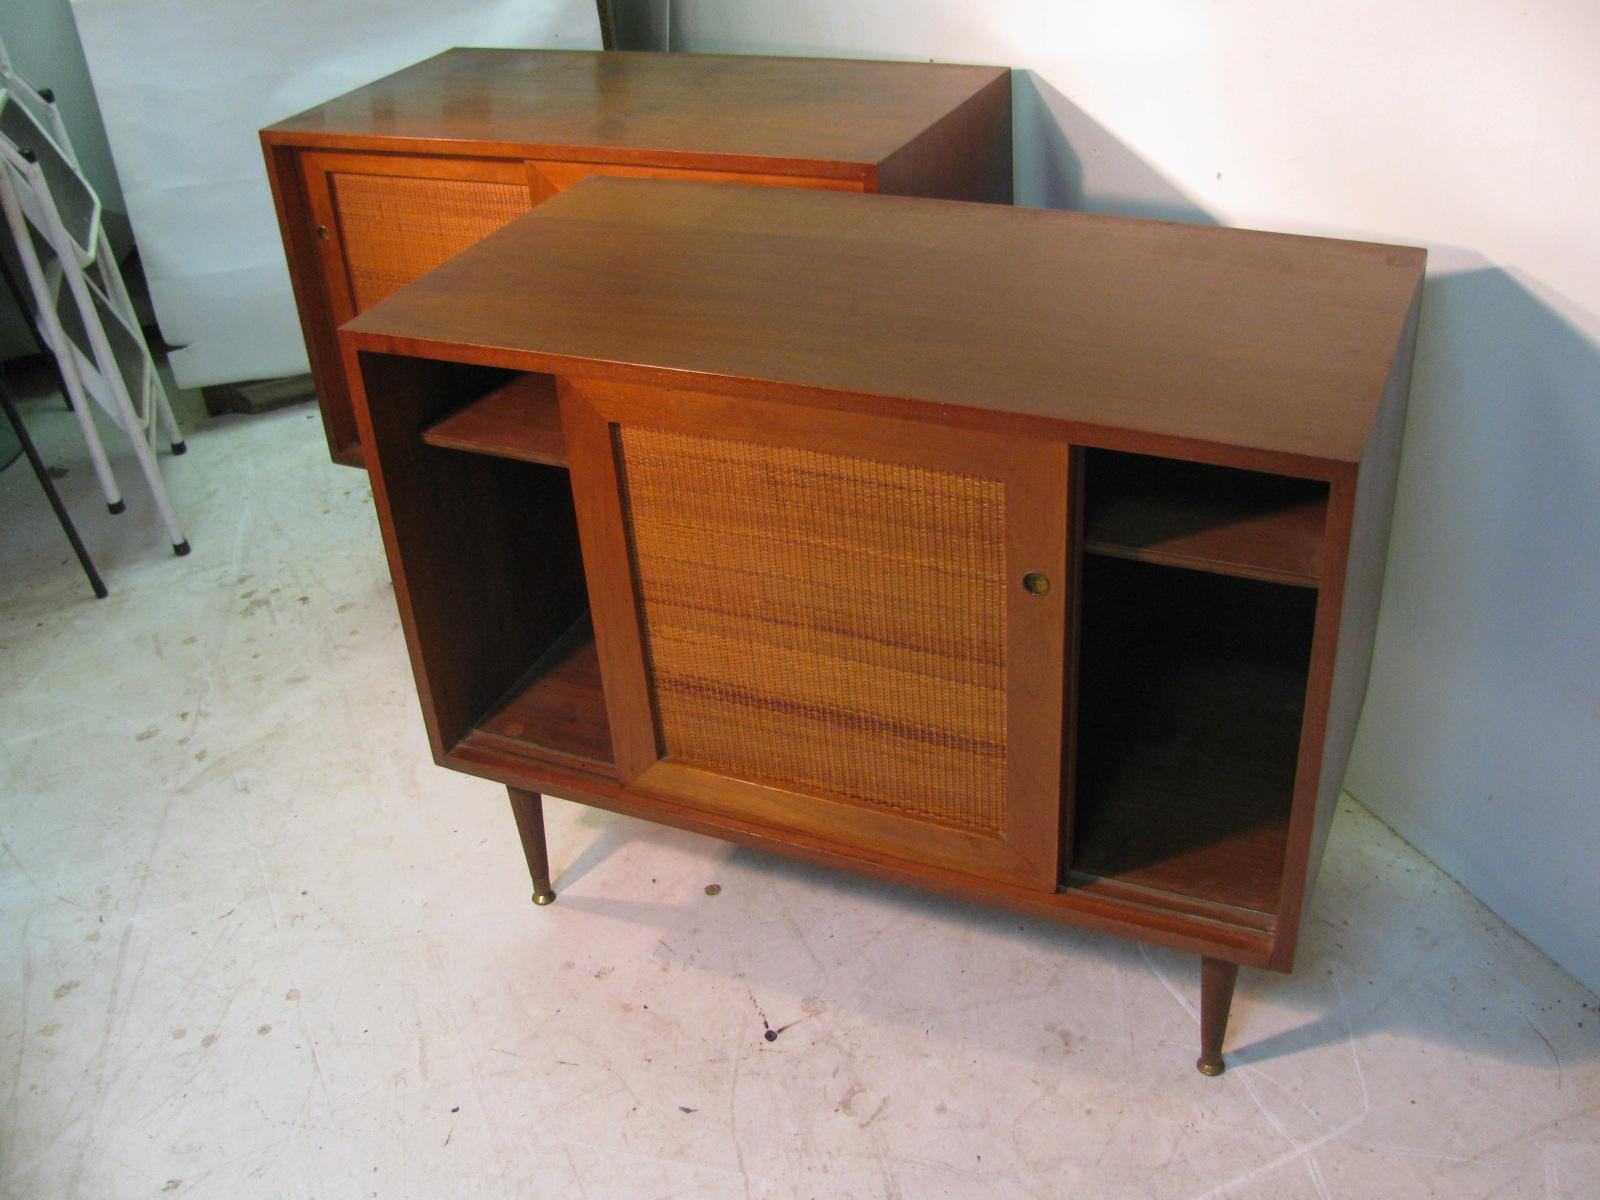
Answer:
[1308,290,1425,878]
[261,140,349,461]
[1272,282,1423,969]
[875,72,1012,203]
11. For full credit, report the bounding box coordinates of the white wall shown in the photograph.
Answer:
[67,0,600,388]
[644,0,1600,992]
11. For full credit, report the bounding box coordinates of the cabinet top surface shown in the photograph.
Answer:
[344,177,1426,467]
[262,47,1007,168]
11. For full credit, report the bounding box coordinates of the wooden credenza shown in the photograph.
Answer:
[261,48,1011,465]
[341,178,1425,1074]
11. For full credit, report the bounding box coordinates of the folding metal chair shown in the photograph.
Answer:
[0,65,189,555]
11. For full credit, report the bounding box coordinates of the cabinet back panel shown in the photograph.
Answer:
[616,425,1009,832]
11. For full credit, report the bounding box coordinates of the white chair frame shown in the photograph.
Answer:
[1,68,188,554]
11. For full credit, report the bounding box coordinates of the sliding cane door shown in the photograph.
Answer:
[563,377,1069,889]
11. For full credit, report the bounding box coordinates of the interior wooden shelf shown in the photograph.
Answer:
[422,372,566,465]
[459,613,614,772]
[1083,450,1328,588]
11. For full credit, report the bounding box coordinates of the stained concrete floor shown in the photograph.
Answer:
[1,373,1598,1200]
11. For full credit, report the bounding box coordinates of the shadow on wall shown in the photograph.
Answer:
[1376,259,1600,695]
[611,0,671,52]
[1345,260,1600,992]
[1012,70,1217,223]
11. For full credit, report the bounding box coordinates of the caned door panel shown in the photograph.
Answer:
[562,377,1070,889]
[300,152,535,325]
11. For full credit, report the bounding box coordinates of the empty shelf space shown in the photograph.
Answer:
[422,372,566,465]
[1082,450,1328,587]
[1071,652,1301,915]
[463,613,614,771]
[1069,558,1315,916]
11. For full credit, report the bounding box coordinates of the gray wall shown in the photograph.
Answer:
[1,0,127,358]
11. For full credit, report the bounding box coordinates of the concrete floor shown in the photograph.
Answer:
[1,374,1597,1200]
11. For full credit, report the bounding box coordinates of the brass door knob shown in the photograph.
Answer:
[1023,571,1050,596]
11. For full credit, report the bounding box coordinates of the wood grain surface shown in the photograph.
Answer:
[422,372,567,465]
[345,177,1426,469]
[471,614,614,772]
[264,48,1009,175]
[263,50,1012,465]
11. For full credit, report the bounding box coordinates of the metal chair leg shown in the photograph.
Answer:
[1,375,106,598]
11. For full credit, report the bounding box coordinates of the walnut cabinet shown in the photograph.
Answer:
[261,48,1012,465]
[340,178,1426,1074]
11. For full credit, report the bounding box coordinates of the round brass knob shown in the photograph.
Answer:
[1023,571,1050,596]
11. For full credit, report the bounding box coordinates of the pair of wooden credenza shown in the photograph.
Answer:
[263,49,1424,1074]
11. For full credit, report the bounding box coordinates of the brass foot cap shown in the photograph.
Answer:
[532,888,557,907]
[1196,1056,1225,1077]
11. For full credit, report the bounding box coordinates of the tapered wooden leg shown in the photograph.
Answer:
[1197,956,1240,1076]
[507,788,556,906]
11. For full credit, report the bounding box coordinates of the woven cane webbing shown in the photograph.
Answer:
[330,172,532,312]
[617,426,1009,832]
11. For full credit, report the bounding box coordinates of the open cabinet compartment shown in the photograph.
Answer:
[355,352,613,776]
[1082,448,1329,587]
[1067,449,1328,927]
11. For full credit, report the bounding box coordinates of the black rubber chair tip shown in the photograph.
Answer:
[172,539,191,557]
[107,500,126,515]
[91,581,109,599]
[170,441,187,455]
